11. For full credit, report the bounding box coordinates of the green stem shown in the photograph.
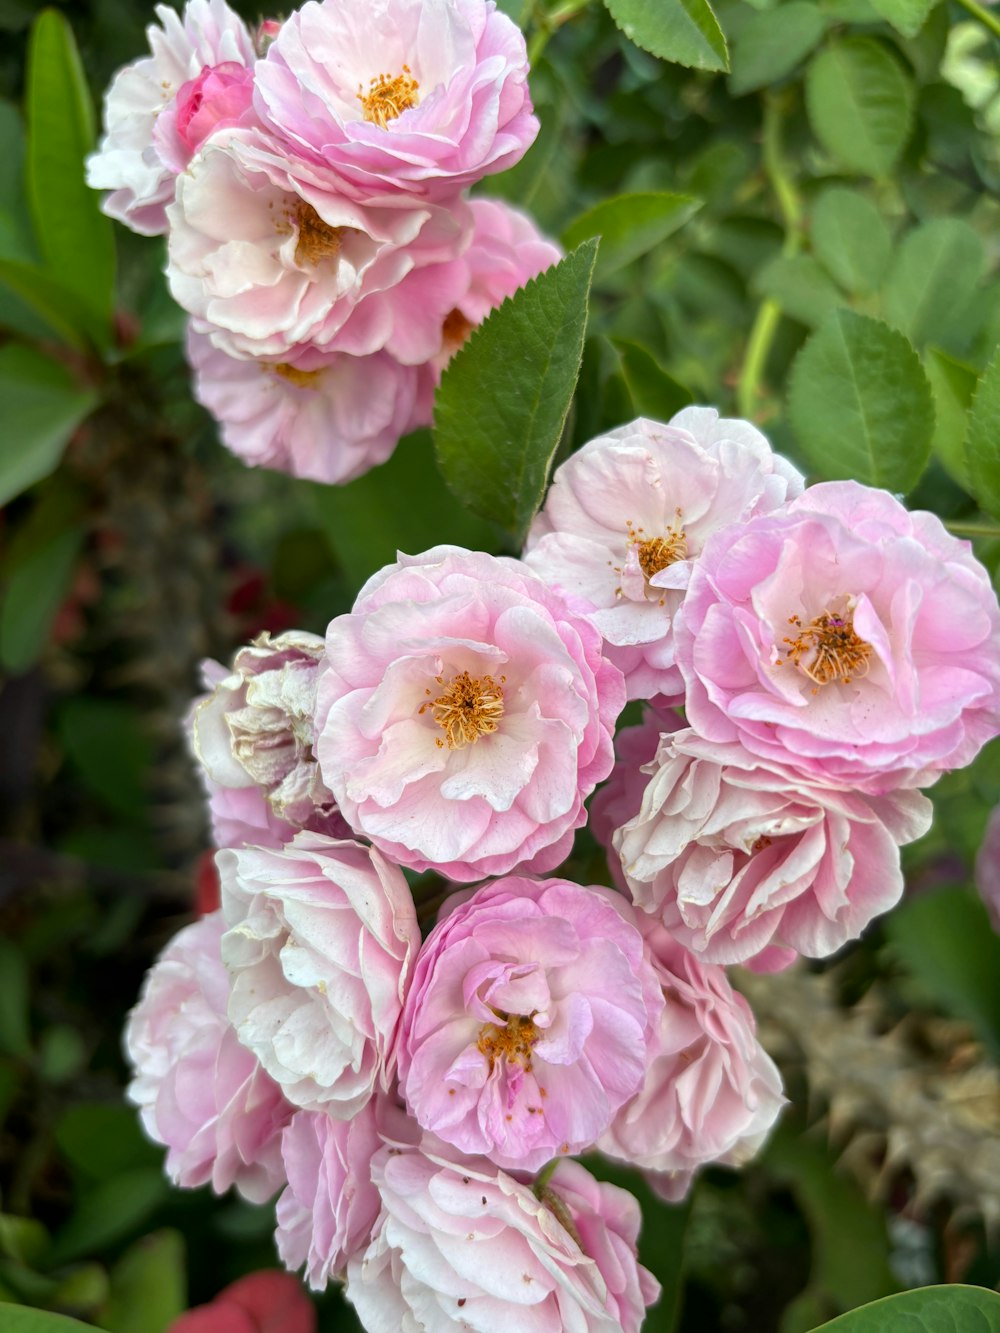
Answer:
[945,520,1000,538]
[533,1158,560,1195]
[736,94,805,420]
[528,0,591,64]
[954,0,1000,40]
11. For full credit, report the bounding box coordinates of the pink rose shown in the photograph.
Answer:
[125,912,293,1202]
[87,0,256,235]
[599,919,784,1199]
[314,546,625,881]
[218,834,420,1114]
[396,876,663,1171]
[167,1270,315,1333]
[165,62,257,162]
[616,729,934,967]
[976,805,1000,932]
[191,631,339,826]
[589,701,681,890]
[167,130,470,361]
[523,410,804,700]
[205,781,298,852]
[186,328,427,485]
[275,1103,382,1288]
[677,480,1000,793]
[346,1141,658,1333]
[255,0,537,203]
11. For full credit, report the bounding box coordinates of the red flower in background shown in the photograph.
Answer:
[168,1270,315,1333]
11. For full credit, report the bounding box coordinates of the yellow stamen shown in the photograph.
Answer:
[358,65,419,128]
[781,607,872,688]
[291,202,344,266]
[271,362,323,389]
[420,670,505,750]
[442,307,474,352]
[477,1012,539,1072]
[626,515,688,581]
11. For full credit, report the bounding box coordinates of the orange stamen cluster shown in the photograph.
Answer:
[476,1012,539,1073]
[272,362,323,389]
[358,66,419,128]
[420,670,505,749]
[291,201,344,266]
[781,608,872,689]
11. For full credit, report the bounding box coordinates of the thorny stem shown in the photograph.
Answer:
[954,0,1000,39]
[736,93,805,421]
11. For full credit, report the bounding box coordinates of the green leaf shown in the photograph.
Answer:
[728,2,826,95]
[884,219,986,349]
[612,338,693,420]
[0,344,97,506]
[311,430,498,589]
[887,886,1000,1060]
[787,309,934,492]
[57,699,152,819]
[602,0,729,72]
[1,524,84,675]
[814,1286,1000,1330]
[434,240,598,543]
[562,193,701,281]
[753,254,843,328]
[0,259,104,349]
[46,1169,170,1268]
[0,101,34,263]
[764,1124,897,1314]
[966,347,1000,518]
[98,1231,186,1333]
[869,0,937,38]
[924,347,976,490]
[810,188,892,296]
[26,10,114,343]
[805,37,915,177]
[0,1308,93,1331]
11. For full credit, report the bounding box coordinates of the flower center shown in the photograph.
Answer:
[420,670,505,750]
[781,607,872,688]
[292,202,344,266]
[358,66,420,128]
[477,1012,539,1072]
[626,517,688,581]
[271,362,323,389]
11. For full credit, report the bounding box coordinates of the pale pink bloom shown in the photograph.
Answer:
[275,1103,382,1289]
[255,0,537,204]
[589,701,681,890]
[186,328,426,485]
[617,729,933,966]
[167,130,470,361]
[346,1141,658,1333]
[87,0,256,235]
[976,806,1000,932]
[523,410,804,700]
[314,546,625,881]
[124,911,292,1202]
[205,780,298,851]
[396,876,663,1172]
[600,919,784,1200]
[677,480,1000,793]
[218,833,420,1115]
[191,630,337,826]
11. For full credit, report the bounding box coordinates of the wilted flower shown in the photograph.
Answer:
[523,410,804,700]
[616,729,933,967]
[125,912,292,1201]
[219,833,420,1114]
[599,919,784,1199]
[396,876,663,1171]
[314,546,625,881]
[255,0,537,203]
[346,1140,658,1333]
[677,480,1000,792]
[87,0,256,234]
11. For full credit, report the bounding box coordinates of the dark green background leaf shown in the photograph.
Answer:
[562,193,701,281]
[602,0,729,71]
[814,1285,1000,1330]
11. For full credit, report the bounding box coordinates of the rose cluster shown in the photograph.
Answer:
[88,0,559,485]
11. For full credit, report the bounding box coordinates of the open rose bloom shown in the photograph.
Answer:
[315,546,624,881]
